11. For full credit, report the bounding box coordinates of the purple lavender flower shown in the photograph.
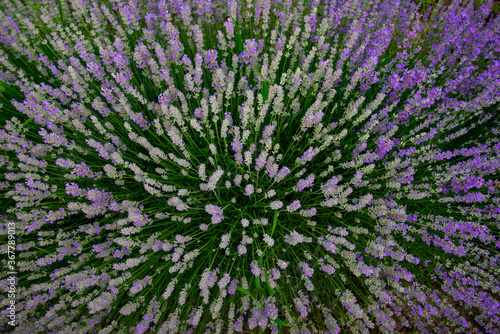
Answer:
[269,200,283,210]
[244,184,254,196]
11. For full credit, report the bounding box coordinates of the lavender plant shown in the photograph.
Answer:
[0,0,499,333]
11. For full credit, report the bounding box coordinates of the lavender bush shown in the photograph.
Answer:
[0,0,500,333]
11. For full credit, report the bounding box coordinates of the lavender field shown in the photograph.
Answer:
[0,0,499,333]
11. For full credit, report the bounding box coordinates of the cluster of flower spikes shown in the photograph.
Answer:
[0,0,499,333]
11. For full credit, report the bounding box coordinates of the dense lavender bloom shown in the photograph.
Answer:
[1,0,499,333]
